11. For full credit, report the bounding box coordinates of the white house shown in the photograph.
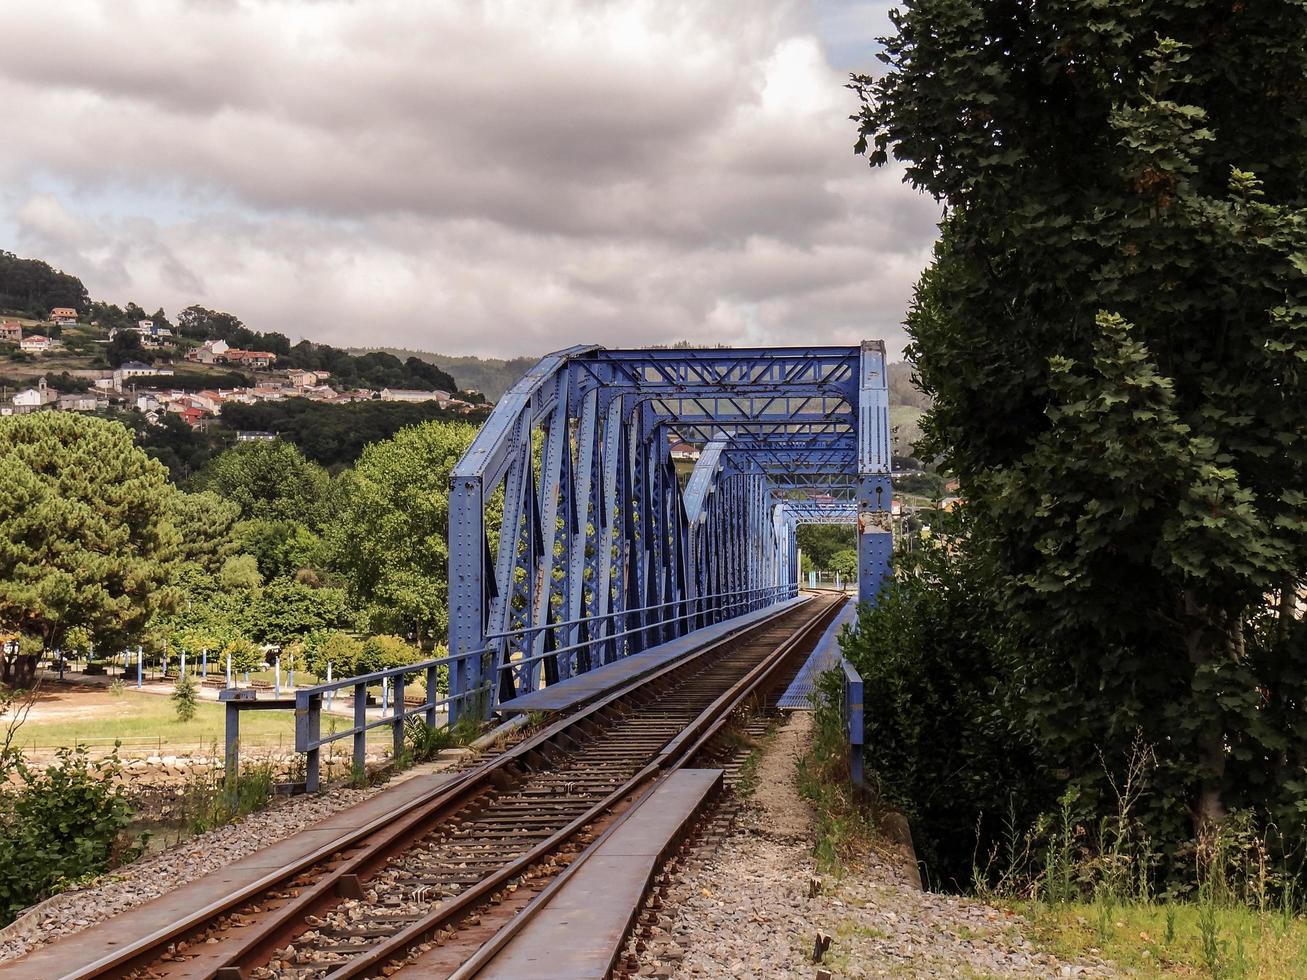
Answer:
[379,388,452,403]
[112,361,175,391]
[12,378,57,411]
[186,339,230,364]
[19,335,53,353]
[109,322,174,349]
[287,368,324,387]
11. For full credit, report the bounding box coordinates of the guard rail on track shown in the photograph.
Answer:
[293,654,491,792]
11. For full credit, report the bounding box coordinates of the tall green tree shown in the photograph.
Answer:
[171,491,242,575]
[854,4,1307,837]
[192,440,329,527]
[250,580,350,647]
[327,421,478,644]
[0,414,179,683]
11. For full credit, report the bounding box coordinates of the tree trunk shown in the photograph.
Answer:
[1,654,39,689]
[1277,576,1298,644]
[1182,589,1233,832]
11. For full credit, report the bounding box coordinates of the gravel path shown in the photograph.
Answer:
[0,762,449,964]
[643,713,1116,979]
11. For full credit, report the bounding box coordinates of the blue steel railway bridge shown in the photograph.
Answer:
[0,341,894,980]
[447,340,894,719]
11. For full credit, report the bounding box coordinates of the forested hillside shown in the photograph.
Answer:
[351,347,536,401]
[0,251,89,318]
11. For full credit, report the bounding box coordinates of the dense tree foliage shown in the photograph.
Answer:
[0,415,179,683]
[281,344,458,394]
[192,440,330,526]
[0,373,91,395]
[220,399,480,467]
[851,0,1307,879]
[170,491,242,575]
[115,411,232,483]
[327,421,477,644]
[0,252,88,318]
[176,305,291,353]
[795,525,855,573]
[107,330,151,367]
[357,349,532,400]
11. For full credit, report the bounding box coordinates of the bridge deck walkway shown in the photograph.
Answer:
[776,595,855,710]
[496,595,810,716]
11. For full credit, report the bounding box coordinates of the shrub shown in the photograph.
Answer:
[304,630,363,678]
[0,747,138,923]
[220,637,265,675]
[171,674,198,722]
[839,513,1051,890]
[354,634,416,675]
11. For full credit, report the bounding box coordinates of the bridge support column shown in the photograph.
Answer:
[857,474,894,606]
[857,341,893,607]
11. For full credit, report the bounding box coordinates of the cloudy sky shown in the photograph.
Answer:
[0,0,939,359]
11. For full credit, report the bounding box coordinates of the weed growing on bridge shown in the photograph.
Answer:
[798,678,874,874]
[402,716,479,764]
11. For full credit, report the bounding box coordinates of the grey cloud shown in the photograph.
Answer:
[1,0,936,359]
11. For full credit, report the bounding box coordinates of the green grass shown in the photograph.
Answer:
[1018,899,1307,978]
[796,693,876,873]
[18,690,298,750]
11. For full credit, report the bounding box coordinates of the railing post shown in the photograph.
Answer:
[393,673,406,762]
[297,692,322,793]
[353,681,367,781]
[426,664,439,728]
[224,700,240,786]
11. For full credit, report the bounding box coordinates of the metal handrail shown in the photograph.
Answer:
[294,647,481,697]
[483,582,795,641]
[496,584,797,673]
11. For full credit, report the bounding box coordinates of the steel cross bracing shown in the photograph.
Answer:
[447,343,893,718]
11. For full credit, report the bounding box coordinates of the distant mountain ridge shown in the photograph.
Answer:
[348,348,537,401]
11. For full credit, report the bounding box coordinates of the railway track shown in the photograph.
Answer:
[68,593,843,980]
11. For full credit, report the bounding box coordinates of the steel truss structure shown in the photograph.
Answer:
[448,343,893,718]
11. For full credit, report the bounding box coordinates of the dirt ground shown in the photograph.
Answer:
[9,683,130,723]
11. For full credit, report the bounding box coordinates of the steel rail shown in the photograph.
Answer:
[315,595,842,980]
[443,594,848,980]
[66,595,820,980]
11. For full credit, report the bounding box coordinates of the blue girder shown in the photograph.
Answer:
[447,343,893,717]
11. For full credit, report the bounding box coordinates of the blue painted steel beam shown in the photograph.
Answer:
[447,342,892,718]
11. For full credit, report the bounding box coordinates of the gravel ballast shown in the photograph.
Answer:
[642,713,1116,979]
[0,762,454,964]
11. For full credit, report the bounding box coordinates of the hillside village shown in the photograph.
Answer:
[0,311,485,427]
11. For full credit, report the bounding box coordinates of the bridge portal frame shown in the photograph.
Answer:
[447,343,893,719]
